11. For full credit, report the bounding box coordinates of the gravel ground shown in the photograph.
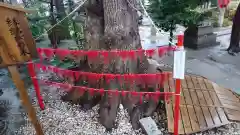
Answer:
[9,73,240,135]
[16,73,144,135]
[17,89,144,135]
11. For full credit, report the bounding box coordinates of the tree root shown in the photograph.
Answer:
[99,94,120,131]
[61,89,102,110]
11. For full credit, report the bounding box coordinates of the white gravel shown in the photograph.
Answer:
[16,82,144,135]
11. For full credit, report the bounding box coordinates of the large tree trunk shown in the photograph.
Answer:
[68,0,79,45]
[55,0,71,39]
[48,0,58,48]
[61,0,160,130]
[101,0,140,130]
[227,3,240,52]
[85,0,104,50]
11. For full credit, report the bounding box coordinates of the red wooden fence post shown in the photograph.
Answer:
[27,61,45,110]
[173,33,184,135]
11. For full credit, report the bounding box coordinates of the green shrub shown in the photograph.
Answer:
[30,23,44,39]
[223,18,233,27]
[210,11,219,27]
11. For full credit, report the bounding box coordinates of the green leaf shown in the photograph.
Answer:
[50,58,62,67]
[49,57,75,69]
[147,0,209,34]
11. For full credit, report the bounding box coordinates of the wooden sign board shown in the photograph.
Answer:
[0,2,37,66]
[0,3,43,135]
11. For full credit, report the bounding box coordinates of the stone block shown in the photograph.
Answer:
[139,117,162,135]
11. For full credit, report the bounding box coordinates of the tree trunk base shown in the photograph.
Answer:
[99,95,120,131]
[60,58,163,130]
[61,90,102,110]
[58,0,167,131]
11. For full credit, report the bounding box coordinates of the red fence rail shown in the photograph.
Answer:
[27,34,184,135]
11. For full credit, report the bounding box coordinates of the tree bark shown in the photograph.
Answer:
[102,0,150,129]
[55,0,71,39]
[68,0,79,45]
[61,0,160,130]
[48,0,58,48]
[227,3,240,52]
[85,0,104,50]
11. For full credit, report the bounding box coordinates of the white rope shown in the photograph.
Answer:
[138,0,176,45]
[34,0,88,40]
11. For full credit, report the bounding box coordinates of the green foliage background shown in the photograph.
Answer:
[147,0,212,40]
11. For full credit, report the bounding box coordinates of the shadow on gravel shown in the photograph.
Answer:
[0,69,27,135]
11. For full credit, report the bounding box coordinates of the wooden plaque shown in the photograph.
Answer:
[0,2,37,66]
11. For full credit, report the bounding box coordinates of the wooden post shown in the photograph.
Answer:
[8,66,44,135]
[173,34,184,135]
[0,42,43,135]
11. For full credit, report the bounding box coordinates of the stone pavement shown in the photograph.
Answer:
[149,33,240,94]
[140,22,240,93]
[213,26,232,36]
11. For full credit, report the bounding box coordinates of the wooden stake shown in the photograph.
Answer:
[8,66,44,135]
[173,34,184,135]
[0,44,44,135]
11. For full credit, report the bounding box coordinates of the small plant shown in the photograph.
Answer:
[50,57,77,69]
[223,18,233,27]
[30,22,45,39]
